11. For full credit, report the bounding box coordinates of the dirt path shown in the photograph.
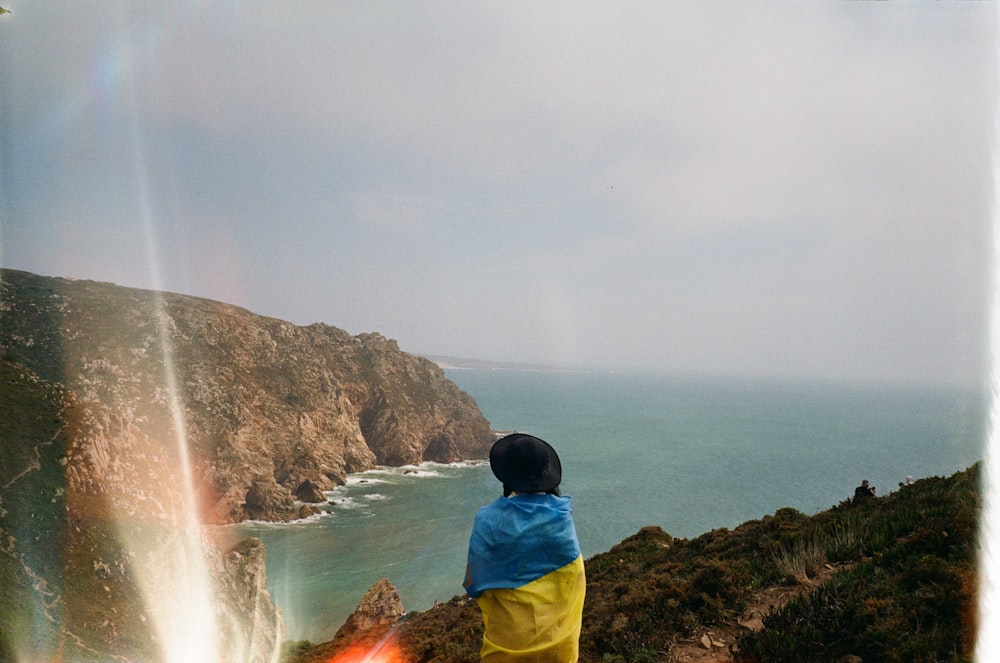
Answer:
[668,562,850,662]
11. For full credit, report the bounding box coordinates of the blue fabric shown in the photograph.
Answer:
[464,494,581,599]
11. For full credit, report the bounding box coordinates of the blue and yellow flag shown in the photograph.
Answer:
[465,494,586,662]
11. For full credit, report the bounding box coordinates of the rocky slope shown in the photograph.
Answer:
[0,268,493,662]
[1,358,282,661]
[0,269,493,524]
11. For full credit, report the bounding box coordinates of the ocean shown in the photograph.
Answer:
[232,369,987,643]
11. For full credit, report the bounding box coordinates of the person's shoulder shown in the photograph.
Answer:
[476,496,508,515]
[537,493,574,513]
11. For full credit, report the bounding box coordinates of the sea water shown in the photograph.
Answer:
[233,369,987,642]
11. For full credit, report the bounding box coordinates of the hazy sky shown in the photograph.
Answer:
[0,1,995,386]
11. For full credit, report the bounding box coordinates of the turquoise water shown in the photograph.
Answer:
[232,462,498,642]
[234,369,987,642]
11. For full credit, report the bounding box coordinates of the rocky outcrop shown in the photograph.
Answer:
[293,578,405,663]
[0,267,493,662]
[334,578,406,647]
[0,269,493,524]
[294,479,327,503]
[213,538,285,663]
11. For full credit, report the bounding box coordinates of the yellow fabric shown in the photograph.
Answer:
[475,555,586,662]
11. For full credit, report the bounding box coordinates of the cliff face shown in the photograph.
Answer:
[0,270,491,522]
[0,359,283,662]
[0,268,493,661]
[0,269,493,525]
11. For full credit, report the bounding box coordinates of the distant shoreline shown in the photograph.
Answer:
[426,355,603,373]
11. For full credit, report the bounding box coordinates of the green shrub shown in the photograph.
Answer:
[737,465,979,663]
[773,535,828,584]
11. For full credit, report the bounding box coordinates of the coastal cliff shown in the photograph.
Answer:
[0,268,493,524]
[0,268,493,661]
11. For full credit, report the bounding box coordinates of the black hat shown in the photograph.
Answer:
[489,433,562,493]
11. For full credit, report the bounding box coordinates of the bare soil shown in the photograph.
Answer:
[668,562,851,662]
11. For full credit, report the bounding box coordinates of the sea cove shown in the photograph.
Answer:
[239,369,987,642]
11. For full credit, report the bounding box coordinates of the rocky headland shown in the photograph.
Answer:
[0,268,493,662]
[0,269,493,524]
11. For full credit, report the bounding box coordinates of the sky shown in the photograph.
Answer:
[0,1,996,387]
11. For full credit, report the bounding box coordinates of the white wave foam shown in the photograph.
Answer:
[346,475,389,486]
[228,459,488,530]
[235,509,332,527]
[353,459,488,478]
[400,469,444,478]
[445,459,489,469]
[327,496,367,510]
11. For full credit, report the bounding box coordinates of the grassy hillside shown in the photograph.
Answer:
[327,463,979,662]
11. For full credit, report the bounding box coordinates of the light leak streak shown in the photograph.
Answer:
[977,9,1000,661]
[325,628,407,663]
[109,18,234,663]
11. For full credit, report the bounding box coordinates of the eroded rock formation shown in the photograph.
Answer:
[0,269,493,524]
[0,268,493,661]
[333,578,406,648]
[291,578,406,663]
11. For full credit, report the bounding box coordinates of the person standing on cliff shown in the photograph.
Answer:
[463,433,586,662]
[854,479,877,499]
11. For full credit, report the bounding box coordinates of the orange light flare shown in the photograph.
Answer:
[324,632,409,663]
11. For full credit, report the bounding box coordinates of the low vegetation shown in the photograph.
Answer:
[737,465,979,662]
[299,463,980,662]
